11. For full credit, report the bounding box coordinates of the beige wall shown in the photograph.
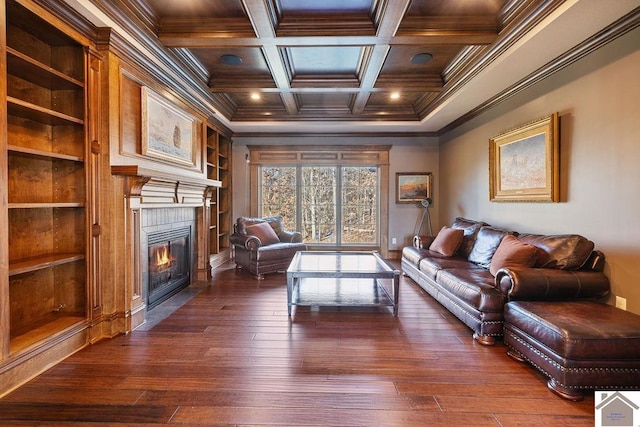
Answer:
[388,143,439,249]
[439,27,640,314]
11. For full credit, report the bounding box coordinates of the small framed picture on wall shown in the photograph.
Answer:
[396,172,433,204]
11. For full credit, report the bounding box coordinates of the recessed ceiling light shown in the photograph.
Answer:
[220,54,242,65]
[390,92,400,100]
[250,93,261,100]
[411,53,433,64]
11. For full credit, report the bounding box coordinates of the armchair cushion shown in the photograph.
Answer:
[245,221,280,246]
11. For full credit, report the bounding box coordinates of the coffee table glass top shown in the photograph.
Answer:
[287,251,394,276]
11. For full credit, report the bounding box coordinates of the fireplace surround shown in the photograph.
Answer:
[141,208,196,311]
[111,166,221,332]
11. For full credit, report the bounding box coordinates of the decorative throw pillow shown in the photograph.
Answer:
[429,226,464,257]
[489,234,539,276]
[245,221,280,246]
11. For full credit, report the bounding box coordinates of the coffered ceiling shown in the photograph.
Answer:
[67,0,640,134]
[154,0,504,122]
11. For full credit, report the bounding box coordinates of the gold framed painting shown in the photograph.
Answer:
[396,172,433,204]
[141,87,198,167]
[489,113,559,202]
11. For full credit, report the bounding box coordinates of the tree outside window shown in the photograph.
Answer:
[260,166,297,232]
[259,165,378,246]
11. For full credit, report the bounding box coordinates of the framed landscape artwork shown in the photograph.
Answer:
[141,87,198,167]
[489,113,559,202]
[396,172,433,204]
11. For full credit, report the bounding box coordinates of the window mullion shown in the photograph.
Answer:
[296,166,302,232]
[336,166,342,246]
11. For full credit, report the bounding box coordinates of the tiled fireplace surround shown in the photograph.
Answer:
[141,208,196,310]
[112,166,218,331]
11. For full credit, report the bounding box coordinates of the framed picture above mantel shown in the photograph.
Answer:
[396,172,433,204]
[141,87,199,168]
[489,113,560,202]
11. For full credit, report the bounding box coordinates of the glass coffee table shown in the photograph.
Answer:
[286,251,400,316]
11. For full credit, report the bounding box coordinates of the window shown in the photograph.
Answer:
[342,166,378,244]
[259,166,378,246]
[301,166,337,244]
[249,145,390,254]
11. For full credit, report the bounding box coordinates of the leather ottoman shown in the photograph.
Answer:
[503,300,640,401]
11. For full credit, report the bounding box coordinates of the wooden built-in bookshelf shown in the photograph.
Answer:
[1,0,98,395]
[206,124,232,270]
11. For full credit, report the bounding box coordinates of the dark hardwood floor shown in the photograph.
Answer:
[0,261,596,426]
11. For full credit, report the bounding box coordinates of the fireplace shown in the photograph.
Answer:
[147,227,191,309]
[111,166,218,332]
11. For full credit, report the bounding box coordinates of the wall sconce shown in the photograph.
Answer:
[245,153,250,163]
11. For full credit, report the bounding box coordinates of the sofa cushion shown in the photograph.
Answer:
[429,226,464,257]
[436,268,505,312]
[402,246,430,267]
[489,235,539,276]
[419,256,483,281]
[245,221,280,246]
[468,226,513,269]
[518,234,595,270]
[451,217,488,258]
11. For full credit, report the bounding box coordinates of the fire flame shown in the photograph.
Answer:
[155,245,171,267]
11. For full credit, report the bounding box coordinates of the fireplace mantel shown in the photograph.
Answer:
[111,165,221,207]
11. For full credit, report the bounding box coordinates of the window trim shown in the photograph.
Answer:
[247,145,390,257]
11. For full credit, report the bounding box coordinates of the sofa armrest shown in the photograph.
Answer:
[413,235,435,249]
[495,266,610,301]
[279,230,303,243]
[230,233,261,250]
[584,250,606,272]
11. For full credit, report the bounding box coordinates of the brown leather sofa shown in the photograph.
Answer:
[230,216,307,279]
[401,217,610,345]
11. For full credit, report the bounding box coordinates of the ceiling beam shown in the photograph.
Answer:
[159,33,498,49]
[351,0,411,115]
[241,0,298,115]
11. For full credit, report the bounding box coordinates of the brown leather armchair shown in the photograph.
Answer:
[230,216,307,279]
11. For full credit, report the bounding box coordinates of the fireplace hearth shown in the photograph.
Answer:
[147,227,191,309]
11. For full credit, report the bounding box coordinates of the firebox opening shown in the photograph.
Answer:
[147,227,191,310]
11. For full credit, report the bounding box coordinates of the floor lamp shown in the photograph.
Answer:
[414,198,433,237]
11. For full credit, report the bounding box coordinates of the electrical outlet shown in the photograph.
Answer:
[391,237,397,245]
[616,296,627,311]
